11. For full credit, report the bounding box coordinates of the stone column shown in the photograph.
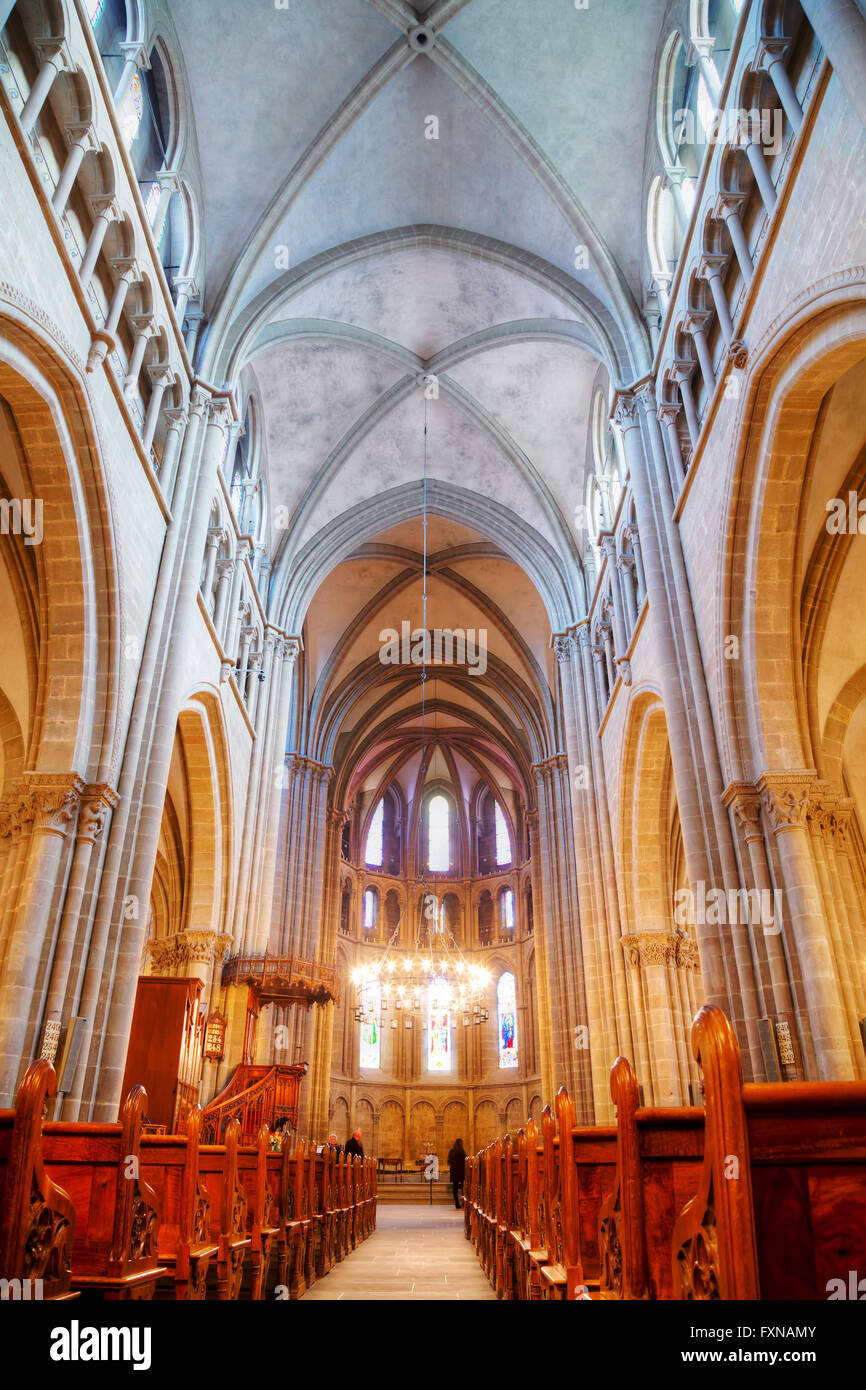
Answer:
[613,394,727,1005]
[113,41,148,107]
[79,195,121,291]
[158,405,188,503]
[0,775,82,1103]
[670,361,701,447]
[741,135,778,216]
[40,785,117,1033]
[51,123,101,216]
[249,638,301,954]
[87,257,143,373]
[758,774,855,1079]
[600,536,628,661]
[141,364,176,456]
[725,784,795,1019]
[62,388,210,1119]
[123,315,157,398]
[713,193,754,286]
[19,37,73,135]
[150,170,181,244]
[172,276,198,326]
[697,253,735,343]
[617,554,639,631]
[656,402,687,490]
[682,309,716,399]
[622,522,646,605]
[92,398,235,1119]
[200,526,223,608]
[798,0,866,126]
[212,559,235,641]
[754,36,804,132]
[688,35,722,105]
[664,164,691,234]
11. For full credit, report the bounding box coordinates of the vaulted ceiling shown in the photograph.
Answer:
[167,0,669,803]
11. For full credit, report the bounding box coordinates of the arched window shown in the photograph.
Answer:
[363,888,377,931]
[366,800,384,867]
[427,978,452,1073]
[118,71,144,147]
[497,972,518,1069]
[500,888,515,931]
[494,802,511,866]
[359,983,380,1069]
[428,794,450,872]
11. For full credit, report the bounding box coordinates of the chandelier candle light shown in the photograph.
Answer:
[352,393,490,1034]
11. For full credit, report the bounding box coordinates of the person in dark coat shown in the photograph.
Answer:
[447,1137,466,1208]
[345,1128,364,1159]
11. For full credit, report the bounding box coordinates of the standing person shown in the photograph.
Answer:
[345,1127,364,1159]
[447,1137,466,1209]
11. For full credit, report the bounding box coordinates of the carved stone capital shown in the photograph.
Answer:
[615,657,632,687]
[621,930,696,969]
[77,783,119,844]
[612,393,640,432]
[553,634,573,664]
[25,773,83,837]
[757,772,816,833]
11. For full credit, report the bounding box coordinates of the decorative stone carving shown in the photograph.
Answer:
[77,784,119,843]
[621,931,698,969]
[757,773,816,831]
[148,930,232,974]
[27,774,83,837]
[727,338,748,369]
[553,635,573,664]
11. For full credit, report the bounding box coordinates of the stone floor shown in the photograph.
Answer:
[301,1204,499,1301]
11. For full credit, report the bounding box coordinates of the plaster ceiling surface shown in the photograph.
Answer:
[268,249,580,359]
[165,0,671,794]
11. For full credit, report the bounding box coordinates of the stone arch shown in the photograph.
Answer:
[474,1098,500,1150]
[378,1098,404,1161]
[331,1093,349,1144]
[442,1099,468,1160]
[0,312,119,780]
[409,1100,436,1159]
[505,1096,523,1134]
[723,293,866,780]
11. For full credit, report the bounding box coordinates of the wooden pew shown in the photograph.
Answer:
[598,1057,704,1300]
[672,1004,866,1300]
[272,1138,312,1299]
[509,1117,547,1300]
[198,1118,251,1299]
[41,1083,165,1298]
[236,1125,280,1299]
[0,1059,77,1300]
[139,1105,218,1299]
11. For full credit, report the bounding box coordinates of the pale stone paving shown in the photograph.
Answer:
[301,1205,498,1301]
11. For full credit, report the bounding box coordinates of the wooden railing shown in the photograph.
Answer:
[221,952,339,1005]
[201,1064,306,1145]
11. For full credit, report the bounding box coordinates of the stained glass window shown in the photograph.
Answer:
[363,888,377,931]
[86,0,106,26]
[498,972,518,1069]
[427,978,451,1072]
[365,800,383,867]
[118,71,144,148]
[359,984,380,1069]
[428,794,449,872]
[494,802,511,865]
[501,888,514,931]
